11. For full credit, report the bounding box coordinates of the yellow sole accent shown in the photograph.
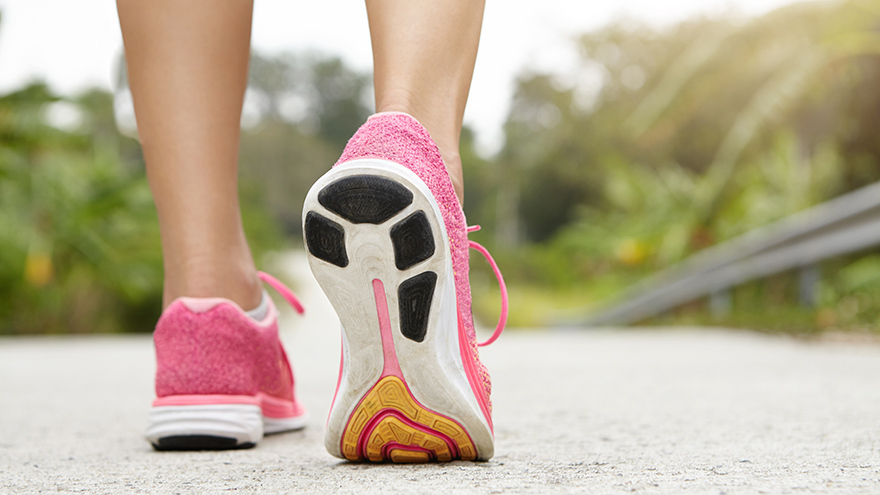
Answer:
[341,376,477,462]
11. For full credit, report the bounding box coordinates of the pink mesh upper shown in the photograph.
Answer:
[153,297,296,403]
[334,112,492,412]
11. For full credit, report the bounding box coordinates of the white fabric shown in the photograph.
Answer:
[245,291,270,322]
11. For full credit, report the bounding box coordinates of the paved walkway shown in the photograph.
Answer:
[2,256,879,493]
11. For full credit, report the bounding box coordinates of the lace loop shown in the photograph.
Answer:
[258,271,306,315]
[467,225,508,347]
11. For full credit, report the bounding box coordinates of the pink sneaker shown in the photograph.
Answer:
[145,272,308,450]
[303,112,507,462]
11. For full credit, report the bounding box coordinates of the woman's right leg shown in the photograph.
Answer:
[117,0,261,311]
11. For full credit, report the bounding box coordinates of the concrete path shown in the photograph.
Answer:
[2,255,879,493]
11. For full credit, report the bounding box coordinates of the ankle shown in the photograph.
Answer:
[438,150,464,205]
[162,255,263,311]
[374,104,465,205]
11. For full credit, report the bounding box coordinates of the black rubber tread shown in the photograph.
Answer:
[390,211,436,271]
[152,435,254,451]
[397,271,438,343]
[305,212,349,267]
[318,175,413,224]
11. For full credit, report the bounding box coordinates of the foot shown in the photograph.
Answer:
[145,272,308,450]
[303,112,506,462]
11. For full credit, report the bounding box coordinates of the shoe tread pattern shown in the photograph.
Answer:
[304,212,349,267]
[390,211,435,270]
[340,376,477,462]
[397,272,437,343]
[318,175,413,224]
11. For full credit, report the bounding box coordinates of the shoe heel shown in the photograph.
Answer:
[304,160,494,462]
[340,376,477,462]
[145,403,263,450]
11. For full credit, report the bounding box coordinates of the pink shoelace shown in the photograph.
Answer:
[467,226,509,347]
[256,233,507,347]
[257,271,306,315]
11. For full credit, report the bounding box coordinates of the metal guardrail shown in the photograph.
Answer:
[570,180,880,327]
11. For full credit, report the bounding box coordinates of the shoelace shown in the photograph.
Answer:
[467,226,508,347]
[257,271,306,315]
[257,235,506,346]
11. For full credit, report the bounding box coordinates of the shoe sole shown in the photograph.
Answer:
[303,159,493,462]
[145,395,308,451]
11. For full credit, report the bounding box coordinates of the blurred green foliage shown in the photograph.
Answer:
[0,84,163,333]
[468,0,880,332]
[240,52,372,236]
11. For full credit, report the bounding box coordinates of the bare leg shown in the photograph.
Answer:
[366,0,485,204]
[117,0,261,309]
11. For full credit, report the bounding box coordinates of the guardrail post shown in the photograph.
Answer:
[799,264,820,307]
[710,289,732,318]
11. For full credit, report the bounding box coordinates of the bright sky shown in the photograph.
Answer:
[0,0,809,154]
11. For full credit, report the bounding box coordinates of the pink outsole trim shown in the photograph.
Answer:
[153,394,305,420]
[356,409,459,460]
[459,308,494,432]
[373,279,403,378]
[337,278,477,459]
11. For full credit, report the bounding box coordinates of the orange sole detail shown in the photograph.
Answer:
[341,376,477,462]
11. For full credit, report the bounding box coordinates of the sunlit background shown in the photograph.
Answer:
[0,0,804,154]
[2,0,879,335]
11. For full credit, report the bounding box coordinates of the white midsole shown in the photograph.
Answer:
[145,404,307,445]
[303,159,493,461]
[145,404,263,446]
[264,413,309,434]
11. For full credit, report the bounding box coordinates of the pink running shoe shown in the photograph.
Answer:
[303,112,508,462]
[145,272,308,450]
